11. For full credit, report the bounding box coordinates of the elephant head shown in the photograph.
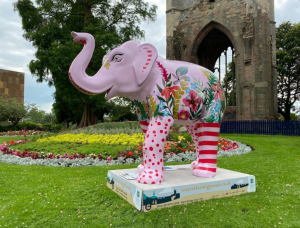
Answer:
[68,32,159,100]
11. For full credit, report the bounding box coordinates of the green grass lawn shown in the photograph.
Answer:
[0,134,300,227]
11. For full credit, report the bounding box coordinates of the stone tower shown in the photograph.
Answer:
[166,0,278,120]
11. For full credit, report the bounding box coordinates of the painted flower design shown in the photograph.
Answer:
[196,106,210,123]
[152,90,161,102]
[162,109,170,116]
[172,71,187,86]
[203,71,210,79]
[183,90,202,112]
[186,88,191,93]
[211,81,224,101]
[178,110,190,120]
[161,86,179,100]
[159,100,165,109]
[136,108,142,120]
[104,60,110,70]
[191,83,197,90]
[214,99,221,113]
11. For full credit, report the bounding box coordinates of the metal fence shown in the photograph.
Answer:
[220,120,300,136]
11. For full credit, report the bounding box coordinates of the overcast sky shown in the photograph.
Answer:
[0,0,299,113]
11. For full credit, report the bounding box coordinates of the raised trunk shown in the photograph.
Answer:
[78,103,96,128]
[68,32,112,95]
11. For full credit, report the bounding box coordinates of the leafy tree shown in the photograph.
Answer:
[14,0,157,127]
[279,113,298,121]
[43,111,57,124]
[107,98,138,121]
[221,61,236,106]
[24,104,46,124]
[0,95,31,125]
[276,22,300,120]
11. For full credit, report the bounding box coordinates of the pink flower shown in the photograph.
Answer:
[211,81,224,101]
[183,90,202,112]
[178,109,190,120]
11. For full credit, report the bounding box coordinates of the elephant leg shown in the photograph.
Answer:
[137,116,174,184]
[192,123,220,178]
[137,120,149,173]
[186,124,199,168]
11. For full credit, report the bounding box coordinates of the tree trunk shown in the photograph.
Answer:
[78,103,96,128]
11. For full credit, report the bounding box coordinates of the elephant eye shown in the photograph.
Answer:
[112,54,123,62]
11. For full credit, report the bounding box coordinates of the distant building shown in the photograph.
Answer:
[0,69,24,103]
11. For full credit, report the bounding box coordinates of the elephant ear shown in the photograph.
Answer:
[133,43,158,85]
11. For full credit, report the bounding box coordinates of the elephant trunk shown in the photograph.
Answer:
[68,32,112,95]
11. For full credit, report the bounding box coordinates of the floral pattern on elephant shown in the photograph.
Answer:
[134,61,225,124]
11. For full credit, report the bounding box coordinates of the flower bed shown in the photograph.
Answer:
[0,130,45,137]
[0,136,252,167]
[37,133,144,145]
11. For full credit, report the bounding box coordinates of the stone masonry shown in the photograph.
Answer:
[0,69,24,103]
[166,0,278,120]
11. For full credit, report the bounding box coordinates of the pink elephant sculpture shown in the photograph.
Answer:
[69,32,225,184]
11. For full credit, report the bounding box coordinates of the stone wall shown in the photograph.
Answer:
[166,0,278,120]
[0,69,24,103]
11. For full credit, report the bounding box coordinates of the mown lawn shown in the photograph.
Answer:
[0,134,299,227]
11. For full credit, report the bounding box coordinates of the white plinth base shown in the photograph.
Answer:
[106,165,256,212]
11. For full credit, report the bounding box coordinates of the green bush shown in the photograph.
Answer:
[0,122,63,133]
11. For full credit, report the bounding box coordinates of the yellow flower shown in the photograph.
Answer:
[178,136,184,141]
[37,133,144,145]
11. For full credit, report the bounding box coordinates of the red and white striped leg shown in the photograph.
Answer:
[192,123,220,178]
[137,120,149,173]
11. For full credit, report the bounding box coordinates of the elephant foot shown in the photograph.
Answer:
[137,170,163,184]
[137,163,145,173]
[192,167,216,178]
[191,160,198,168]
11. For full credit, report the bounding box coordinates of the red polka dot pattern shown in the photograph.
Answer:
[137,117,174,184]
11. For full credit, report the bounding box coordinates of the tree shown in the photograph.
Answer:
[276,22,300,120]
[279,112,298,121]
[43,110,57,124]
[24,104,46,123]
[14,0,157,127]
[107,97,138,121]
[221,61,236,106]
[0,95,31,125]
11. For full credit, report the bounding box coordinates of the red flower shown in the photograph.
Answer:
[178,109,190,120]
[161,86,179,100]
[128,152,133,156]
[156,61,168,82]
[183,90,202,112]
[211,81,224,101]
